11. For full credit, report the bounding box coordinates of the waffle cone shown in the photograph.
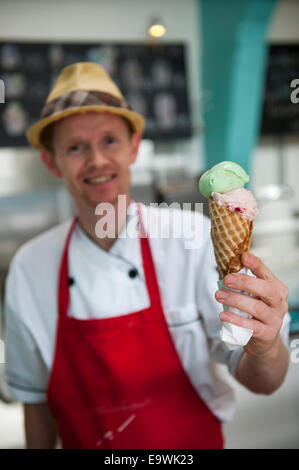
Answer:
[209,198,253,279]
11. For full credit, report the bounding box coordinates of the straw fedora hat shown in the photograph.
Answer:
[26,62,146,149]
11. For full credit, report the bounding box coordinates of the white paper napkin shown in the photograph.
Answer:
[218,268,254,350]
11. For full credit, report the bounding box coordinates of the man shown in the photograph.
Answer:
[4,62,289,449]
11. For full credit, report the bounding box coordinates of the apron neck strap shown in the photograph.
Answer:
[135,202,164,312]
[58,217,78,318]
[58,201,163,317]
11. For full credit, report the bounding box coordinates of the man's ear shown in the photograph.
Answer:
[130,132,142,165]
[40,148,63,178]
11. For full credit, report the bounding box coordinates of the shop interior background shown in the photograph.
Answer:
[0,0,299,449]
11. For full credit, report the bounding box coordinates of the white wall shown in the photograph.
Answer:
[268,0,299,43]
[0,0,202,176]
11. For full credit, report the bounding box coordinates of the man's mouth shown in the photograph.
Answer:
[84,174,116,184]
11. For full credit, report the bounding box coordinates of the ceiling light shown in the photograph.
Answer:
[148,18,166,38]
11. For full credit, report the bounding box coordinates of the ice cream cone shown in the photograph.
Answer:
[209,198,253,279]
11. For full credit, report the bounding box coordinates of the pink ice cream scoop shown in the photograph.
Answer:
[211,187,258,221]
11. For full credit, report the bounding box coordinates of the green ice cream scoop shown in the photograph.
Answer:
[199,161,250,198]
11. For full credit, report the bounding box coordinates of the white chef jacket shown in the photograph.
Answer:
[4,201,290,423]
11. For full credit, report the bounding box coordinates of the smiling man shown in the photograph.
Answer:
[4,62,290,450]
[41,111,140,250]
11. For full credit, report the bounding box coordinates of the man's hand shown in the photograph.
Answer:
[215,252,289,394]
[215,252,289,357]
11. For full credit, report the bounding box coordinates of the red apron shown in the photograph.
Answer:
[47,204,223,449]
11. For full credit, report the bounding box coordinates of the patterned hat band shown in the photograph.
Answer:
[41,89,132,119]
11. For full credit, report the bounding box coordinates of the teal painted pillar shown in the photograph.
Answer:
[199,0,278,176]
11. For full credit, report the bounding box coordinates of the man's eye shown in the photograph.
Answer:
[105,136,117,145]
[68,144,82,153]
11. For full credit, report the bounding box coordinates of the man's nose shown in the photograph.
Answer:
[86,146,107,166]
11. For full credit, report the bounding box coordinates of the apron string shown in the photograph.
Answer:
[58,201,163,317]
[58,217,77,317]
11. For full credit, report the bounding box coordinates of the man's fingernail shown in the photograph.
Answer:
[225,275,237,286]
[216,290,228,301]
[220,312,229,322]
[243,252,250,263]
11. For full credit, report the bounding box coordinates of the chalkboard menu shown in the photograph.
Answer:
[261,44,299,135]
[0,41,191,147]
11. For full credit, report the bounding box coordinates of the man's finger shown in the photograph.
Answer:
[241,252,276,282]
[223,274,280,307]
[215,289,271,323]
[219,310,267,338]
